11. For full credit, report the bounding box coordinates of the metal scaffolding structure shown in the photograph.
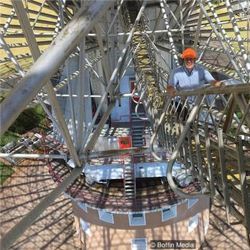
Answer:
[0,0,249,249]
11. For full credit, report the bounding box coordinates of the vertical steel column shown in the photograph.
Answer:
[150,98,172,160]
[76,39,86,151]
[217,128,230,223]
[60,1,78,146]
[194,123,205,188]
[95,24,111,84]
[169,110,176,152]
[182,130,189,168]
[65,63,77,143]
[76,40,92,151]
[66,58,78,144]
[107,5,117,72]
[204,126,215,196]
[178,123,184,160]
[187,130,194,174]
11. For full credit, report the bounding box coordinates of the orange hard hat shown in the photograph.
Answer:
[181,48,197,59]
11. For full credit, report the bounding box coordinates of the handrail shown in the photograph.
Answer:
[166,82,250,97]
[150,98,172,161]
[166,95,210,198]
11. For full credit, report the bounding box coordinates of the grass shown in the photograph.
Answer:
[9,104,47,134]
[0,104,47,184]
[0,131,20,147]
[0,104,47,147]
[0,162,14,185]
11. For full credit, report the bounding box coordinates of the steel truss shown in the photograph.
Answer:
[0,0,249,248]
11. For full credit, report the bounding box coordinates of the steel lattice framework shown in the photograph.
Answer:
[0,0,249,249]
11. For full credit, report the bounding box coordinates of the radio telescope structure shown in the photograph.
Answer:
[0,1,249,249]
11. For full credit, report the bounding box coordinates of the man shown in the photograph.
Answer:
[167,48,222,120]
[167,48,220,96]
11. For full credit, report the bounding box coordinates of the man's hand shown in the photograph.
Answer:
[210,80,224,87]
[167,85,176,96]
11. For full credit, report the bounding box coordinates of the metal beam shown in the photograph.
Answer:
[0,0,115,135]
[223,96,236,133]
[204,126,215,196]
[1,8,15,35]
[236,137,250,241]
[84,101,116,152]
[193,11,203,49]
[95,24,111,85]
[76,39,92,151]
[11,0,80,166]
[107,0,125,34]
[65,58,78,145]
[81,1,148,151]
[31,0,47,29]
[171,83,250,97]
[0,153,67,160]
[0,33,62,139]
[217,128,231,223]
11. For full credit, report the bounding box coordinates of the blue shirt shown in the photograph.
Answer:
[169,64,215,91]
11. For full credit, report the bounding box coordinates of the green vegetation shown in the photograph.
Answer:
[0,131,20,147]
[0,162,14,185]
[0,104,47,146]
[9,104,46,134]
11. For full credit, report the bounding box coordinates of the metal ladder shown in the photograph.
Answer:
[124,163,135,200]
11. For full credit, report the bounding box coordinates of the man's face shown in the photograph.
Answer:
[184,58,195,70]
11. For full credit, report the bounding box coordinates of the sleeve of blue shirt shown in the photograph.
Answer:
[168,69,178,87]
[204,68,215,83]
[203,67,216,107]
